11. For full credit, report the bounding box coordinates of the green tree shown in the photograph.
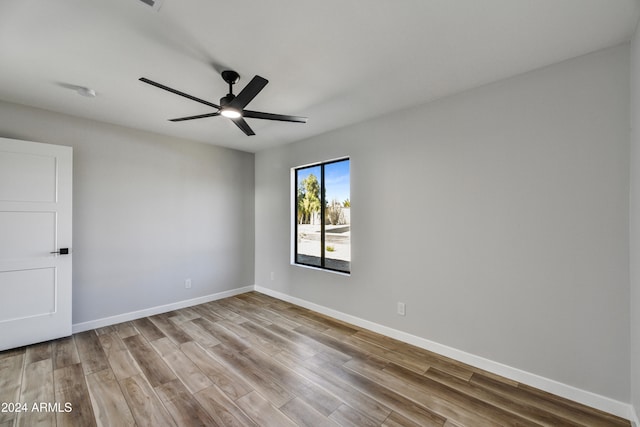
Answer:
[343,198,350,208]
[297,183,306,224]
[298,174,320,224]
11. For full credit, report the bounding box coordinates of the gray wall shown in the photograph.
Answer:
[631,22,640,421]
[255,45,630,401]
[0,101,255,324]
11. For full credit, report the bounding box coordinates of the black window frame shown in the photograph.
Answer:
[294,158,350,274]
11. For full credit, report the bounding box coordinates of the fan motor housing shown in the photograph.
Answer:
[220,94,235,107]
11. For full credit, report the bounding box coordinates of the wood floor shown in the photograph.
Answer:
[0,292,630,427]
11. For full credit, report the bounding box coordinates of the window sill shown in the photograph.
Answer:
[292,262,351,277]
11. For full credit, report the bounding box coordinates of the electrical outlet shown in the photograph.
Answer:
[270,272,275,281]
[185,279,191,289]
[397,302,406,316]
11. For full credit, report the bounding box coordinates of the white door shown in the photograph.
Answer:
[0,137,72,351]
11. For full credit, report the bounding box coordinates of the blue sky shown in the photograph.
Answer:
[297,159,350,205]
[325,160,350,204]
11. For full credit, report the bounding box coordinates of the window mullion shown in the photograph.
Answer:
[320,163,326,268]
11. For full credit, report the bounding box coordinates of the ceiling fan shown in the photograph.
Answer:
[139,70,307,136]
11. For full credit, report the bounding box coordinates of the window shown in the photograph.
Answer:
[294,158,350,273]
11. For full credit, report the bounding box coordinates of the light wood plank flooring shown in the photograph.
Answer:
[0,292,630,426]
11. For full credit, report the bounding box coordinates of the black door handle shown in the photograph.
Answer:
[50,248,69,255]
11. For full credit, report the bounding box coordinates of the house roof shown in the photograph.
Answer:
[0,0,637,152]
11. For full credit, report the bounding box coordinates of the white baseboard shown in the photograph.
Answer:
[631,406,639,427]
[72,285,254,333]
[255,285,634,422]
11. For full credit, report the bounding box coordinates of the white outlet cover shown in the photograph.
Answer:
[397,302,406,316]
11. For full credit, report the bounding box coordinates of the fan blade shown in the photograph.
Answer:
[229,75,268,110]
[231,117,256,136]
[170,112,220,122]
[139,77,220,109]
[243,110,308,123]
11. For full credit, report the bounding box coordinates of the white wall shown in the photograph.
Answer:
[255,45,630,401]
[630,20,640,423]
[0,101,255,325]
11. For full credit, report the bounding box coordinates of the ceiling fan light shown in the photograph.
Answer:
[221,108,241,119]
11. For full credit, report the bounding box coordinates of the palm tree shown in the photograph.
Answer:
[298,174,321,224]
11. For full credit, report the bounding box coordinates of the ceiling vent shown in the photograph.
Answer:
[138,0,164,11]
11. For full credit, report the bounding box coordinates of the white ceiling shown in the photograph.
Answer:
[0,0,638,153]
